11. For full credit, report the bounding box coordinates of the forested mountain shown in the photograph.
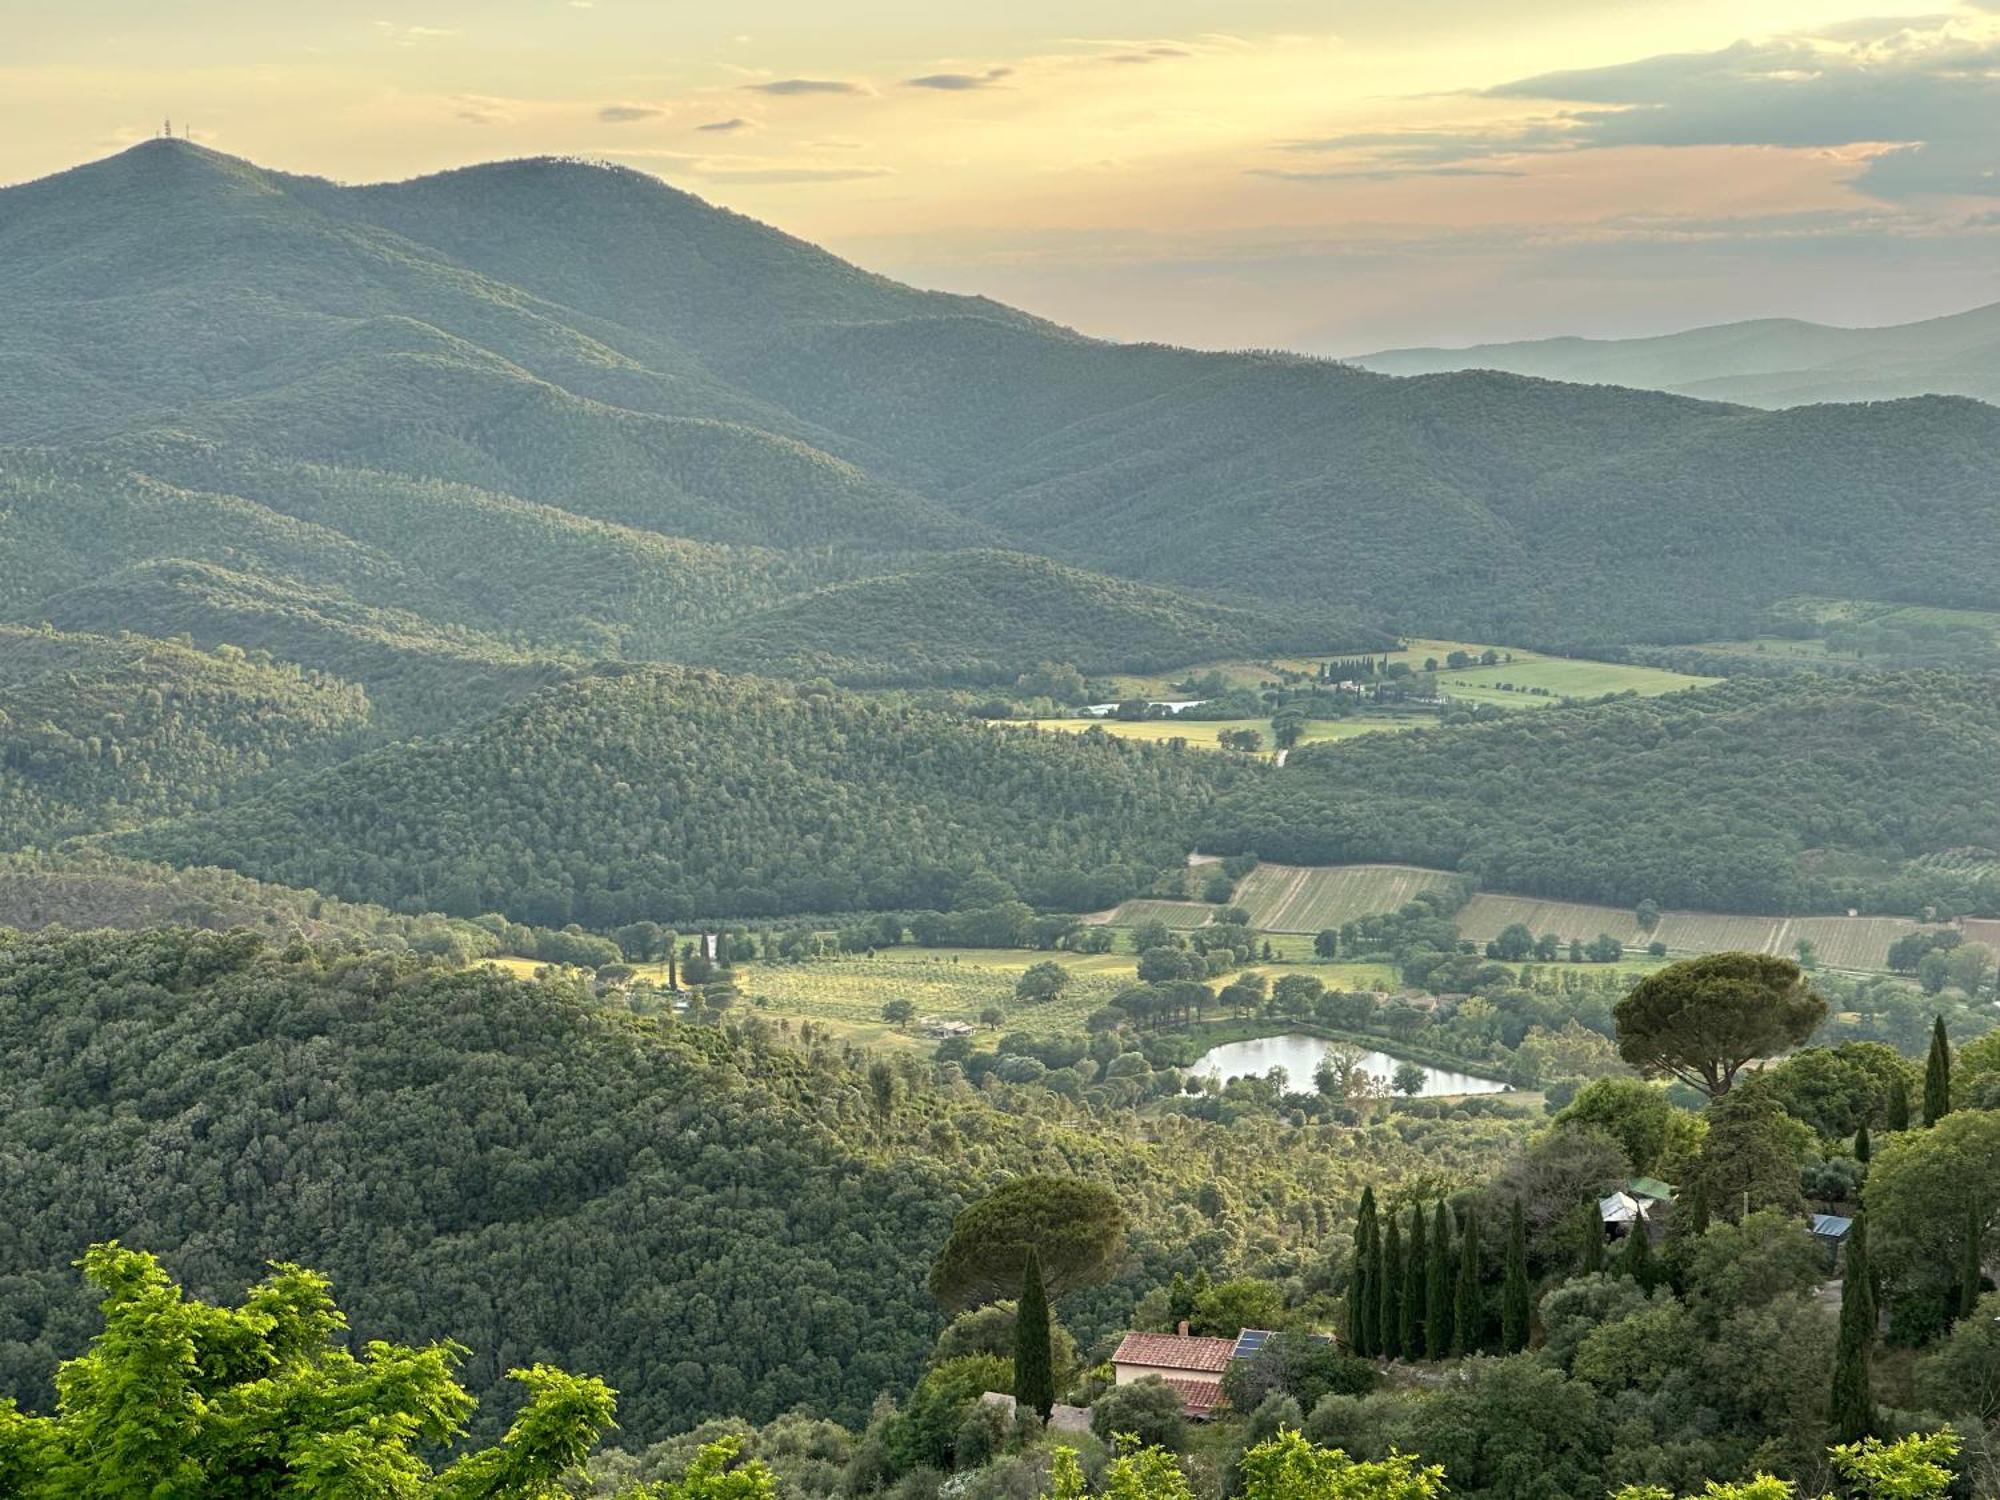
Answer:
[3,138,1998,653]
[692,551,1383,685]
[0,624,374,848]
[116,665,1241,925]
[1355,299,2000,409]
[0,927,1519,1442]
[1200,673,2000,915]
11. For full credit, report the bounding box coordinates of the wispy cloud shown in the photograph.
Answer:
[905,66,1013,91]
[374,20,454,45]
[1263,16,2000,198]
[696,117,753,133]
[742,77,866,96]
[599,103,664,123]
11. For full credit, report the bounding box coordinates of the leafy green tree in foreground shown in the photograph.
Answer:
[0,1242,616,1497]
[1045,1430,1445,1500]
[930,1176,1125,1311]
[1610,1429,1957,1500]
[1613,953,1826,1097]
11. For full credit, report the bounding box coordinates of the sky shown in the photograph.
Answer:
[6,0,2000,352]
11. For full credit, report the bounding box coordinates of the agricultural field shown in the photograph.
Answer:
[1103,898,1216,929]
[1232,862,1462,932]
[1014,714,1418,759]
[1384,638,1716,709]
[1914,849,2000,881]
[1456,893,1942,973]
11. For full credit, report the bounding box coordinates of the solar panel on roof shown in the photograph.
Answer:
[1232,1329,1272,1360]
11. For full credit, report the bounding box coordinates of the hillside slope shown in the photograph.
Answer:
[3,140,1998,651]
[692,550,1387,685]
[117,665,1244,924]
[1199,672,2000,914]
[0,625,373,848]
[1354,299,2000,409]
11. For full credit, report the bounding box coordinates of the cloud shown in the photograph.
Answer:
[742,77,865,96]
[374,21,454,45]
[453,95,514,126]
[1104,44,1193,64]
[599,103,664,123]
[1484,20,2000,197]
[1265,17,2000,198]
[696,117,753,132]
[1252,164,1527,182]
[905,66,1013,90]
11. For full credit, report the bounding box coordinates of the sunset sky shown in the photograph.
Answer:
[8,0,2000,351]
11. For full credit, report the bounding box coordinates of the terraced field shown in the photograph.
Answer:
[1232,862,1462,932]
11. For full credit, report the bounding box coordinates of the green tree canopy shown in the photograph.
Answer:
[0,1242,616,1498]
[929,1176,1126,1311]
[1613,953,1826,1096]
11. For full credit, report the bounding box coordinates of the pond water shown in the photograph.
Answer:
[1187,1033,1509,1098]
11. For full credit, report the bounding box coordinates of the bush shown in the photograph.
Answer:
[1089,1377,1188,1451]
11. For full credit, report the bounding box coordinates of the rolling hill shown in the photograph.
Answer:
[0,624,374,848]
[1353,299,2000,409]
[3,138,1998,656]
[116,664,1245,926]
[1199,672,2000,915]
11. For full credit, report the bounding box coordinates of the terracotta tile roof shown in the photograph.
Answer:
[1161,1376,1225,1418]
[1110,1331,1237,1374]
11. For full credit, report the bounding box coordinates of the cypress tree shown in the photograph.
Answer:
[1960,1203,1984,1321]
[1013,1248,1054,1420]
[1400,1207,1426,1356]
[1854,1121,1870,1164]
[1453,1210,1480,1355]
[1425,1203,1452,1360]
[1379,1213,1404,1359]
[1349,1188,1378,1355]
[1831,1213,1875,1443]
[1502,1199,1531,1352]
[1685,1175,1711,1236]
[1924,1017,1952,1126]
[1581,1205,1605,1274]
[1618,1220,1654,1291]
[1886,1074,1911,1132]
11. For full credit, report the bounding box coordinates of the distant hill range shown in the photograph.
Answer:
[1,139,1997,661]
[1352,301,2000,410]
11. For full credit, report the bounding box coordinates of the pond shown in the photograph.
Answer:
[1186,1033,1509,1098]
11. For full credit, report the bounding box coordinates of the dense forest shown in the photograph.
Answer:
[117,666,1242,925]
[0,926,1521,1444]
[0,624,375,847]
[1201,674,2000,915]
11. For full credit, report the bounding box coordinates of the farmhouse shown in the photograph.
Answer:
[1110,1326,1234,1419]
[1108,1325,1324,1419]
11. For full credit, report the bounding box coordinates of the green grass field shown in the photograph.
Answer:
[1231,862,1463,932]
[1385,637,1715,709]
[1014,714,1418,760]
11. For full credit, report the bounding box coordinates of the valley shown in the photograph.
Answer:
[0,130,1997,1500]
